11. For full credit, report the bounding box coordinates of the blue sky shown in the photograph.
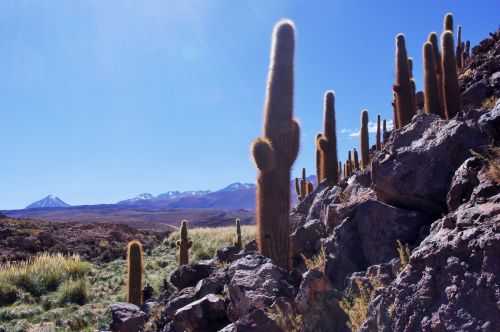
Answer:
[0,1,498,209]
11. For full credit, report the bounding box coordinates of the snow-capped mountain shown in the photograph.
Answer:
[218,183,256,192]
[26,195,70,209]
[117,193,154,205]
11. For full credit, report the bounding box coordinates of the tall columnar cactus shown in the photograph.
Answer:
[444,13,453,32]
[338,161,342,179]
[408,58,414,78]
[464,40,470,65]
[410,79,417,118]
[317,91,339,186]
[295,178,303,201]
[347,150,352,175]
[251,20,299,270]
[423,41,443,117]
[360,110,370,169]
[382,119,387,143]
[315,133,323,183]
[441,31,461,119]
[307,182,314,195]
[300,167,307,197]
[176,220,192,265]
[392,94,399,129]
[428,32,445,113]
[394,34,413,127]
[456,25,463,69]
[353,148,360,170]
[235,218,242,249]
[127,240,144,306]
[376,114,381,150]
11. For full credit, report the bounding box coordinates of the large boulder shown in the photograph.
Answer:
[372,113,487,215]
[172,294,228,332]
[170,262,214,290]
[110,303,147,332]
[324,196,429,289]
[447,157,483,211]
[361,167,500,331]
[290,219,326,260]
[478,100,500,144]
[226,254,294,321]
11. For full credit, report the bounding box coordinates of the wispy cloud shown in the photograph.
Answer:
[341,120,394,138]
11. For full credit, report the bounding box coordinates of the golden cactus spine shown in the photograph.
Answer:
[315,133,323,183]
[176,220,192,265]
[441,30,461,119]
[376,114,381,150]
[360,110,370,169]
[428,32,445,114]
[394,34,413,127]
[423,42,443,117]
[127,240,144,306]
[251,20,299,270]
[235,218,242,249]
[317,91,339,185]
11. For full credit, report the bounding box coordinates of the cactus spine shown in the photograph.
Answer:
[423,42,443,117]
[315,133,323,183]
[394,34,413,127]
[235,218,242,249]
[428,32,445,116]
[127,240,144,306]
[441,31,461,119]
[317,91,339,186]
[456,25,463,69]
[382,119,387,144]
[360,110,370,169]
[251,20,299,270]
[176,220,192,265]
[376,114,381,150]
[353,148,360,170]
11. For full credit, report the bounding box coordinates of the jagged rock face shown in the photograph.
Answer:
[170,262,214,290]
[110,303,147,332]
[226,255,294,321]
[323,194,429,289]
[372,112,487,215]
[172,294,228,332]
[361,161,500,332]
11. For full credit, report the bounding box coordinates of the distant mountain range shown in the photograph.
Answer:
[26,195,70,209]
[22,178,315,212]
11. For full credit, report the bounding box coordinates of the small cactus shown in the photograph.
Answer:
[360,110,370,169]
[176,220,192,265]
[376,114,381,150]
[392,94,399,130]
[251,20,299,270]
[317,91,339,186]
[441,30,461,119]
[127,240,144,306]
[307,182,314,195]
[456,25,463,69]
[382,119,387,144]
[295,178,302,201]
[394,34,413,127]
[235,218,242,249]
[423,42,443,117]
[353,148,360,170]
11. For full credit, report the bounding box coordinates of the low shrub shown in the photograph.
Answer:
[57,279,88,305]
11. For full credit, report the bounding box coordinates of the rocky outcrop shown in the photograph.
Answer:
[172,294,228,332]
[361,161,500,332]
[170,262,214,290]
[110,303,147,332]
[372,112,487,214]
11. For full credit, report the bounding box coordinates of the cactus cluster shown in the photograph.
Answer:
[295,168,314,200]
[176,220,192,265]
[251,20,299,270]
[127,240,144,306]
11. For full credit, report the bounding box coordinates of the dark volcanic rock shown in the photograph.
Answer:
[290,219,326,260]
[110,303,147,332]
[170,262,214,290]
[219,309,284,332]
[372,113,487,214]
[324,197,429,289]
[172,294,228,332]
[479,100,500,144]
[226,254,294,321]
[361,177,500,331]
[447,157,483,211]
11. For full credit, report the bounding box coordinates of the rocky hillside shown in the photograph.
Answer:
[105,26,499,332]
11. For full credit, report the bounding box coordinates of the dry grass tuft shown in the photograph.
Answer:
[302,246,326,273]
[396,240,411,270]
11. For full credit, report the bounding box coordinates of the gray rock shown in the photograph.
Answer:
[170,262,214,290]
[372,112,487,214]
[478,99,500,144]
[218,309,283,332]
[324,197,429,289]
[216,245,241,263]
[226,254,293,321]
[290,219,326,260]
[173,294,228,332]
[110,303,146,332]
[163,287,198,319]
[447,157,482,211]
